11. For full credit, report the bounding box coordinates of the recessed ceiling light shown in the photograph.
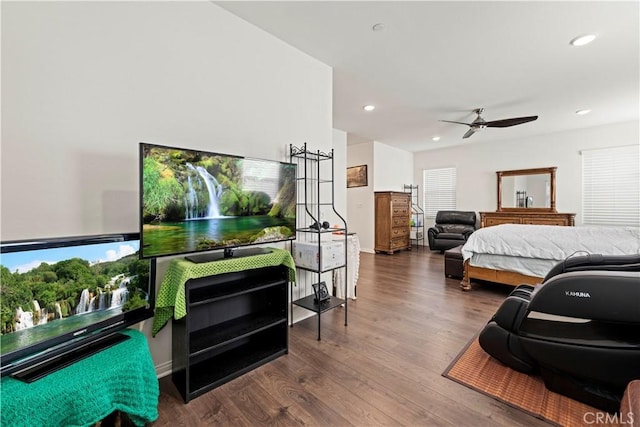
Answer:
[570,34,597,46]
[372,23,385,32]
[576,109,592,115]
[363,105,375,112]
[432,136,441,141]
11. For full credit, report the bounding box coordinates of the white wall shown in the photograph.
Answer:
[373,141,414,191]
[345,140,414,252]
[413,120,639,226]
[346,142,375,251]
[1,2,333,377]
[332,129,348,221]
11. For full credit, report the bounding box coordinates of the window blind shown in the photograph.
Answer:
[582,145,640,227]
[423,167,457,218]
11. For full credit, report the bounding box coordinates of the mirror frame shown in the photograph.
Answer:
[496,167,557,213]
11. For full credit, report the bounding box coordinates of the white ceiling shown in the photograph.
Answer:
[216,1,639,152]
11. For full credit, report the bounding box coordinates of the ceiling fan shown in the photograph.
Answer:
[441,108,538,139]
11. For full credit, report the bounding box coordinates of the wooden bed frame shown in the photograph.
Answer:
[460,259,543,291]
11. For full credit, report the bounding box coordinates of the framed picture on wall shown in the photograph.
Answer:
[347,165,368,188]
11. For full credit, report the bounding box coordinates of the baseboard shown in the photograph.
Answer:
[291,306,315,324]
[155,360,172,378]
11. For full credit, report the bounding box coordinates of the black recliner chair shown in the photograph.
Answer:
[427,210,477,252]
[478,253,640,413]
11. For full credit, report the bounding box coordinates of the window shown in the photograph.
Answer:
[423,167,456,218]
[582,145,640,226]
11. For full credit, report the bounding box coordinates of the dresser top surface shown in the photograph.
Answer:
[480,211,575,216]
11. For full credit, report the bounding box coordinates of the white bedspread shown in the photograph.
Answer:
[462,224,640,277]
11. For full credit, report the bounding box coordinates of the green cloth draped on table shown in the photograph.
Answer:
[152,247,296,336]
[0,329,159,427]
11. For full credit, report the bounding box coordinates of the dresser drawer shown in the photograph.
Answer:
[391,227,409,238]
[391,217,408,227]
[392,206,409,217]
[390,237,409,250]
[485,217,521,227]
[391,197,409,207]
[522,218,567,226]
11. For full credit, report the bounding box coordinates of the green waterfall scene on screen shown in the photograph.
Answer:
[0,242,150,355]
[140,144,297,259]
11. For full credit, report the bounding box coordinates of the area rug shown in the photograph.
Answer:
[442,336,617,427]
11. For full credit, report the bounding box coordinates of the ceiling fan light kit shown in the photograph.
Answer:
[440,108,538,139]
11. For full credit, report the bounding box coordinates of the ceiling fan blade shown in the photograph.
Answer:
[462,128,477,139]
[440,119,471,127]
[485,116,538,128]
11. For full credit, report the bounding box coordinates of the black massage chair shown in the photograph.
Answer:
[478,253,640,413]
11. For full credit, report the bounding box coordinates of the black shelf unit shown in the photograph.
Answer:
[289,143,348,340]
[404,184,425,248]
[171,265,288,403]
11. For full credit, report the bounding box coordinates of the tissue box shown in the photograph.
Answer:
[293,241,345,271]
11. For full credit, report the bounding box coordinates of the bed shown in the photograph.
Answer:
[459,224,640,291]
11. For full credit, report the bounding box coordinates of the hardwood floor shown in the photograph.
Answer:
[153,248,550,426]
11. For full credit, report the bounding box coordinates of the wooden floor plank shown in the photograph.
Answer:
[154,248,551,426]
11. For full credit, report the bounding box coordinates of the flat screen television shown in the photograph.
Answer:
[0,232,155,381]
[139,142,297,262]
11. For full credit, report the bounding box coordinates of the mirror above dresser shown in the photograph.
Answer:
[497,167,556,212]
[481,167,575,228]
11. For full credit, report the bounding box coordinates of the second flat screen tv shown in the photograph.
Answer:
[139,143,297,260]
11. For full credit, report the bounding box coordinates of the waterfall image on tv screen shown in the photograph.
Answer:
[140,143,297,259]
[0,237,151,360]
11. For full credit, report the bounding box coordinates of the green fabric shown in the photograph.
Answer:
[152,248,296,336]
[0,329,159,427]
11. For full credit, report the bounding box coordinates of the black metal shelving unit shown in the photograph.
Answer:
[404,184,425,248]
[289,143,348,340]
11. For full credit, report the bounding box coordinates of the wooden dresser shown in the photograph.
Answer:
[480,211,576,228]
[374,191,411,254]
